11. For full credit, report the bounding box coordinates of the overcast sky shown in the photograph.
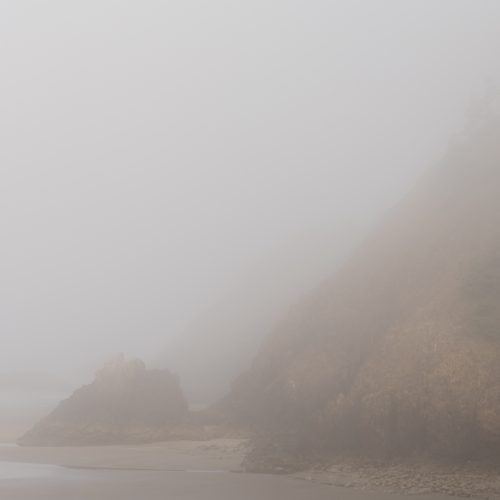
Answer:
[2,0,500,380]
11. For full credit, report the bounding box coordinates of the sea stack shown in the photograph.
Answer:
[19,355,188,446]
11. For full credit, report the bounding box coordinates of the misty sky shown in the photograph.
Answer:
[2,1,500,380]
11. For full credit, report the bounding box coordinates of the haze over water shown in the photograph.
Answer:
[3,0,500,383]
[3,1,500,499]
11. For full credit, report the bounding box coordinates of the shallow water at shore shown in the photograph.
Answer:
[0,441,460,500]
[0,461,63,480]
[0,467,461,500]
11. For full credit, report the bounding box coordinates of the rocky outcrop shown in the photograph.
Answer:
[220,110,500,466]
[19,355,188,446]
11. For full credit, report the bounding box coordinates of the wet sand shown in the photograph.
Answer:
[0,468,463,500]
[0,439,247,472]
[0,441,463,500]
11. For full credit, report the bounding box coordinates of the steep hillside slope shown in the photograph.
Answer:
[160,229,364,407]
[221,114,500,466]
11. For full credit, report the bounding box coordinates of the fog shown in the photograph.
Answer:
[2,0,500,387]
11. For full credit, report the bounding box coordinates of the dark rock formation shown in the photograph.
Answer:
[19,355,188,446]
[220,108,500,467]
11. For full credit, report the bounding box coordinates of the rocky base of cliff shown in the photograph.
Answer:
[246,444,500,499]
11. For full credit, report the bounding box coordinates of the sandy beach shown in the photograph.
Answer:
[0,439,247,473]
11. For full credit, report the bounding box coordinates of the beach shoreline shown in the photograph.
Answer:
[0,440,478,499]
[0,438,248,473]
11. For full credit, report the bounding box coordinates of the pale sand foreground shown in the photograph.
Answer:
[0,441,463,500]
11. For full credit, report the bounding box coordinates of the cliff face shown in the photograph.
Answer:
[19,356,188,446]
[220,115,500,465]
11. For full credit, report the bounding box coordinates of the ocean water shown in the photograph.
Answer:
[0,442,65,481]
[0,443,455,500]
[0,461,62,480]
[0,465,457,500]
